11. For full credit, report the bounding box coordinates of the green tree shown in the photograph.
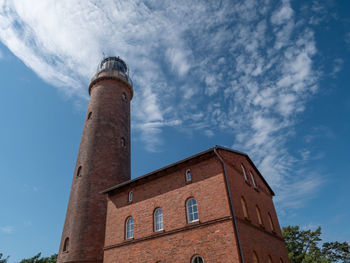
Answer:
[322,242,350,263]
[282,226,350,263]
[19,253,57,263]
[0,254,9,263]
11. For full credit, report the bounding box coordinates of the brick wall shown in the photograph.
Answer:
[58,78,132,263]
[218,149,290,263]
[104,156,241,262]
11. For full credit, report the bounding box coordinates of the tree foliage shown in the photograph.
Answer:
[0,254,9,263]
[282,226,350,263]
[19,253,57,263]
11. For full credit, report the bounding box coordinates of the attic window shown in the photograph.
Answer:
[186,169,192,181]
[249,171,257,188]
[128,191,133,202]
[241,164,248,182]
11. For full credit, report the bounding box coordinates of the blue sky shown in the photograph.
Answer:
[0,0,349,261]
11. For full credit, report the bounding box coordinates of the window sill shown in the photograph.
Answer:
[187,219,200,225]
[185,180,192,185]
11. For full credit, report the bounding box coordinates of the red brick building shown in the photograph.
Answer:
[57,57,290,263]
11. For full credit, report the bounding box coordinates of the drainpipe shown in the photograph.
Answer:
[214,147,245,263]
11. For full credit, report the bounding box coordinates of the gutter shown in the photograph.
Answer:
[214,146,245,263]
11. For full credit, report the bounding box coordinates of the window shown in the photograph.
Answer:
[63,237,69,252]
[87,112,92,120]
[241,164,248,182]
[252,251,259,263]
[256,205,263,226]
[240,197,249,219]
[268,255,273,263]
[186,169,192,181]
[122,92,127,101]
[154,208,164,231]
[121,137,126,148]
[191,255,204,263]
[128,191,133,202]
[249,171,257,188]
[186,198,199,223]
[76,166,82,177]
[268,212,275,231]
[125,216,134,239]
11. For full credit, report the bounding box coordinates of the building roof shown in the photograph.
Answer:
[100,145,275,196]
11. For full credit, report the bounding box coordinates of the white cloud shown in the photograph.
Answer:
[204,130,214,137]
[0,225,14,234]
[166,48,191,77]
[271,0,294,25]
[0,0,325,210]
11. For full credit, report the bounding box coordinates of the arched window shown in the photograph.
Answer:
[256,205,263,226]
[128,191,133,202]
[121,137,126,148]
[252,251,259,263]
[87,112,92,120]
[249,171,257,188]
[268,212,275,231]
[125,216,134,239]
[76,166,82,177]
[186,198,199,223]
[122,92,127,102]
[63,237,69,252]
[186,169,192,181]
[268,255,273,263]
[241,164,248,182]
[154,208,164,232]
[240,196,249,219]
[191,255,204,263]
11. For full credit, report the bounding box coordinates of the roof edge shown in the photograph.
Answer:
[100,147,217,194]
[100,145,275,196]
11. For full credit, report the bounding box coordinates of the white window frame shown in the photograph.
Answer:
[186,169,192,181]
[249,171,257,188]
[154,208,164,232]
[241,164,248,182]
[125,216,134,239]
[186,197,199,223]
[128,191,133,202]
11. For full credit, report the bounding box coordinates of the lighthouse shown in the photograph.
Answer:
[57,57,133,263]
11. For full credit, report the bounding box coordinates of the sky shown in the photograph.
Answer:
[0,0,349,261]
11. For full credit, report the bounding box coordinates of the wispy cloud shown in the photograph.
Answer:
[0,225,14,234]
[0,0,327,209]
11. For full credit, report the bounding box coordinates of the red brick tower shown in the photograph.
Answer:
[57,57,133,263]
